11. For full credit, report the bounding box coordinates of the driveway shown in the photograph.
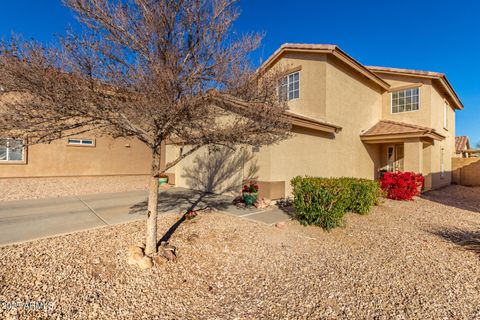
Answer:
[0,188,289,245]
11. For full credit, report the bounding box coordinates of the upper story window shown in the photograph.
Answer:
[278,72,299,101]
[0,138,25,162]
[67,138,95,147]
[391,87,419,113]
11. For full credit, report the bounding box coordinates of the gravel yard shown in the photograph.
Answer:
[1,185,480,319]
[0,176,149,201]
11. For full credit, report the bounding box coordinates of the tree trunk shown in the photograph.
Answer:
[145,148,160,256]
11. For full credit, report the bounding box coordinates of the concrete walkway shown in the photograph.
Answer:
[0,188,291,246]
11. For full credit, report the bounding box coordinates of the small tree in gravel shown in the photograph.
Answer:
[0,0,290,258]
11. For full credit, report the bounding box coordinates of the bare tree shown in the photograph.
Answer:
[0,0,290,257]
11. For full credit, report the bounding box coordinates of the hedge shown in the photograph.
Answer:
[291,176,382,230]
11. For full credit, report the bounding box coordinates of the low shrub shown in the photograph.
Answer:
[291,176,382,230]
[380,171,424,200]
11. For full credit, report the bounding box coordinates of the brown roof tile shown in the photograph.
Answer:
[361,120,442,137]
[455,136,470,153]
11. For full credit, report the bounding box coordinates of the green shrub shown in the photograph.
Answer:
[291,176,381,230]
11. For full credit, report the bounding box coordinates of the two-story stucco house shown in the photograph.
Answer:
[1,43,463,199]
[168,44,463,198]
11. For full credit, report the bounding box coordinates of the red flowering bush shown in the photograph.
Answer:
[380,171,424,200]
[242,181,259,193]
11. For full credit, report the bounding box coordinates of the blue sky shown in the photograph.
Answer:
[1,0,478,145]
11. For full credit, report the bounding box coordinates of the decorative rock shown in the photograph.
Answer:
[128,245,144,256]
[275,221,287,229]
[127,252,144,265]
[137,256,153,270]
[159,242,177,262]
[153,255,167,266]
[254,197,272,209]
[232,195,243,205]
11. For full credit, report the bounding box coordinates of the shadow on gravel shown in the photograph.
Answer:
[127,188,233,246]
[429,228,480,258]
[421,185,480,214]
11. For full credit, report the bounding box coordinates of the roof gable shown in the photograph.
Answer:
[366,66,463,110]
[260,44,390,90]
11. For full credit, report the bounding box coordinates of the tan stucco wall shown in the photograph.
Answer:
[272,52,327,120]
[0,136,151,178]
[374,72,456,190]
[380,75,432,127]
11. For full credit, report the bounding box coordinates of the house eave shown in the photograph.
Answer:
[361,131,445,144]
[286,111,342,134]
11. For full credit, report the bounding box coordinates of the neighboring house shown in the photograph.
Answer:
[169,44,463,198]
[0,92,152,178]
[1,43,464,199]
[455,136,471,158]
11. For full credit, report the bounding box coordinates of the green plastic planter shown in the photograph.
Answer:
[159,177,168,186]
[242,192,258,206]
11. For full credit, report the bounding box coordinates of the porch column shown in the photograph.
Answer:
[404,139,423,174]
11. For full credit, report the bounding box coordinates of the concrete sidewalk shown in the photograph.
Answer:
[0,188,291,246]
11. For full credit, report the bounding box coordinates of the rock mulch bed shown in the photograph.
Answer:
[1,185,480,319]
[0,175,149,201]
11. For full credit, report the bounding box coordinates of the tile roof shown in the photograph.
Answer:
[366,66,445,78]
[361,120,443,137]
[455,136,470,153]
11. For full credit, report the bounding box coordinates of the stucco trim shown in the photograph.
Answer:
[361,132,444,143]
[281,65,302,76]
[388,83,423,92]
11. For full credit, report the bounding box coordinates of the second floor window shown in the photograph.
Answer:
[278,71,299,101]
[391,87,419,113]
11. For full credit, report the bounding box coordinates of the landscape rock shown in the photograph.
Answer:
[137,256,153,270]
[254,197,272,209]
[153,255,167,266]
[128,245,144,256]
[275,221,287,229]
[232,195,243,205]
[159,242,177,262]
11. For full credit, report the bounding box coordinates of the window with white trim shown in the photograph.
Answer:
[0,138,25,162]
[67,138,95,146]
[278,71,299,101]
[444,102,449,129]
[391,87,419,113]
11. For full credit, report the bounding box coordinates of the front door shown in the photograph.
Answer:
[387,144,404,172]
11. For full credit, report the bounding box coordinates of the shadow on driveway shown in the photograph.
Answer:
[128,187,233,215]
